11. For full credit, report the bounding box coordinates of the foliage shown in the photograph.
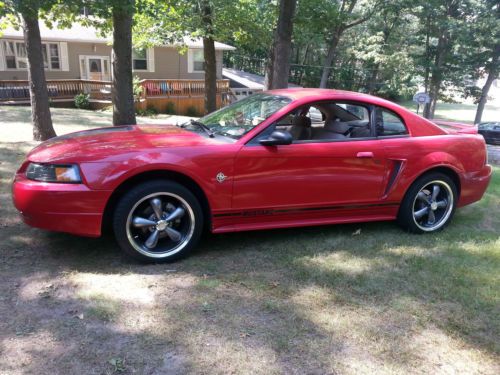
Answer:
[132,75,143,100]
[136,106,158,117]
[74,93,90,109]
[163,101,176,115]
[185,105,200,117]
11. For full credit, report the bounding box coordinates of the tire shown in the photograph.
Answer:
[397,172,457,234]
[113,180,204,263]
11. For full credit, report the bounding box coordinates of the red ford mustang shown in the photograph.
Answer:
[12,89,492,262]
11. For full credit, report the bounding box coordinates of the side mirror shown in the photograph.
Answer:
[259,130,293,146]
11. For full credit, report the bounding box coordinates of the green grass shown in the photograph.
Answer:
[0,106,498,374]
[399,100,500,123]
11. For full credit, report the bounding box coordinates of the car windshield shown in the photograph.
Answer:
[192,93,291,139]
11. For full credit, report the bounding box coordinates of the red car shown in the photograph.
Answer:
[12,89,492,262]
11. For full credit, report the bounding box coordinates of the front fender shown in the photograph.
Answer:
[79,148,237,211]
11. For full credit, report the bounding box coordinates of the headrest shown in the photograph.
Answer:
[325,120,349,134]
[292,115,311,128]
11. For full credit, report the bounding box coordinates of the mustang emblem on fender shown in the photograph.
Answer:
[216,172,227,183]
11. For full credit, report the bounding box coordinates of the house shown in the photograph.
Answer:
[0,22,235,114]
[0,22,235,81]
[222,68,301,101]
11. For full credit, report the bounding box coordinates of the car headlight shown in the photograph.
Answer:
[26,163,81,183]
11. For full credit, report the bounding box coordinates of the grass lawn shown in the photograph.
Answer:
[399,100,500,124]
[0,106,499,374]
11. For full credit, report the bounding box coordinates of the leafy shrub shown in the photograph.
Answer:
[74,93,90,109]
[164,101,176,114]
[136,106,158,117]
[185,105,199,117]
[133,75,143,100]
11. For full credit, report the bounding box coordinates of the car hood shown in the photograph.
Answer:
[27,124,223,163]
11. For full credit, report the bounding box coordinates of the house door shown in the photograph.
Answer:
[79,56,111,81]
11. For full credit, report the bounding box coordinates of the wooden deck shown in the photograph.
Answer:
[0,79,231,115]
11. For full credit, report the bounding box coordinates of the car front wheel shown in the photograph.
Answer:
[398,172,457,234]
[113,180,203,262]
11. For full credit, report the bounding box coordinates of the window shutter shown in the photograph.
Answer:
[60,42,69,71]
[147,48,155,72]
[0,42,5,71]
[79,56,87,79]
[187,49,193,73]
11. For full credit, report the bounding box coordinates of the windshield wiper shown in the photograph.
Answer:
[187,119,214,138]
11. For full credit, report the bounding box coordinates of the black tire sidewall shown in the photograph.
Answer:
[398,172,458,234]
[113,180,204,263]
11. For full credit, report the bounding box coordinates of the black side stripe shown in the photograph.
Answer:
[213,202,399,218]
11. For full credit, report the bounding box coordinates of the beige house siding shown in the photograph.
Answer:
[0,39,224,80]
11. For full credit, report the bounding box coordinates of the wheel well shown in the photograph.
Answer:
[101,170,211,235]
[415,166,461,197]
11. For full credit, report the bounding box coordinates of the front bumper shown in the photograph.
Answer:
[458,164,493,207]
[12,174,111,237]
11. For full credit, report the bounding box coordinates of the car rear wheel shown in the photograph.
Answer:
[113,180,203,262]
[397,172,457,234]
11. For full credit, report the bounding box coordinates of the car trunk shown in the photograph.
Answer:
[432,120,478,134]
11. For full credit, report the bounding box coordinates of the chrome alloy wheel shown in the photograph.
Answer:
[125,192,195,258]
[412,180,454,232]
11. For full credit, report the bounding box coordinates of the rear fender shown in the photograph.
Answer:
[389,152,465,202]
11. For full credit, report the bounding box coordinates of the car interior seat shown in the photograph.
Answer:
[290,115,312,141]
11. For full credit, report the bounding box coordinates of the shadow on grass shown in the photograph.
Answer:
[1,220,498,373]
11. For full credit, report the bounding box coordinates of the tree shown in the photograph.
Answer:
[111,0,136,125]
[475,43,500,123]
[134,0,256,113]
[1,1,57,141]
[53,0,137,125]
[418,0,468,119]
[319,0,376,88]
[473,0,500,124]
[265,0,297,89]
[199,0,217,113]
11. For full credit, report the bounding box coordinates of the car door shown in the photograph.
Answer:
[231,101,389,220]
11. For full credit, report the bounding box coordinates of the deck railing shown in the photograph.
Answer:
[139,79,230,98]
[0,78,231,102]
[0,79,112,102]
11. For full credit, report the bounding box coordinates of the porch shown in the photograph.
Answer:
[0,78,232,116]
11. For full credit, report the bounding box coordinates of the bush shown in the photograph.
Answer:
[136,106,158,117]
[185,105,199,117]
[74,93,90,109]
[164,101,176,115]
[133,75,143,101]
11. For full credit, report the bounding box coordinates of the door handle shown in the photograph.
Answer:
[357,151,374,158]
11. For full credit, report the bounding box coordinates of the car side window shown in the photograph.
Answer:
[375,107,408,136]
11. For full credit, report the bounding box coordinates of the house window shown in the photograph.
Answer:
[49,43,60,69]
[132,48,147,70]
[188,49,204,73]
[2,40,60,70]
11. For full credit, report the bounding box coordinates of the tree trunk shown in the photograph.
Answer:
[199,0,217,113]
[319,33,341,88]
[423,32,447,119]
[22,11,56,141]
[367,63,380,94]
[422,14,432,117]
[264,43,274,90]
[297,43,310,86]
[269,0,297,89]
[474,44,499,124]
[112,1,136,126]
[203,37,217,113]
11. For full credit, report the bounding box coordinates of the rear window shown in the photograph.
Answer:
[375,108,407,136]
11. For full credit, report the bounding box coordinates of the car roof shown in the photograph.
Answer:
[265,88,402,108]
